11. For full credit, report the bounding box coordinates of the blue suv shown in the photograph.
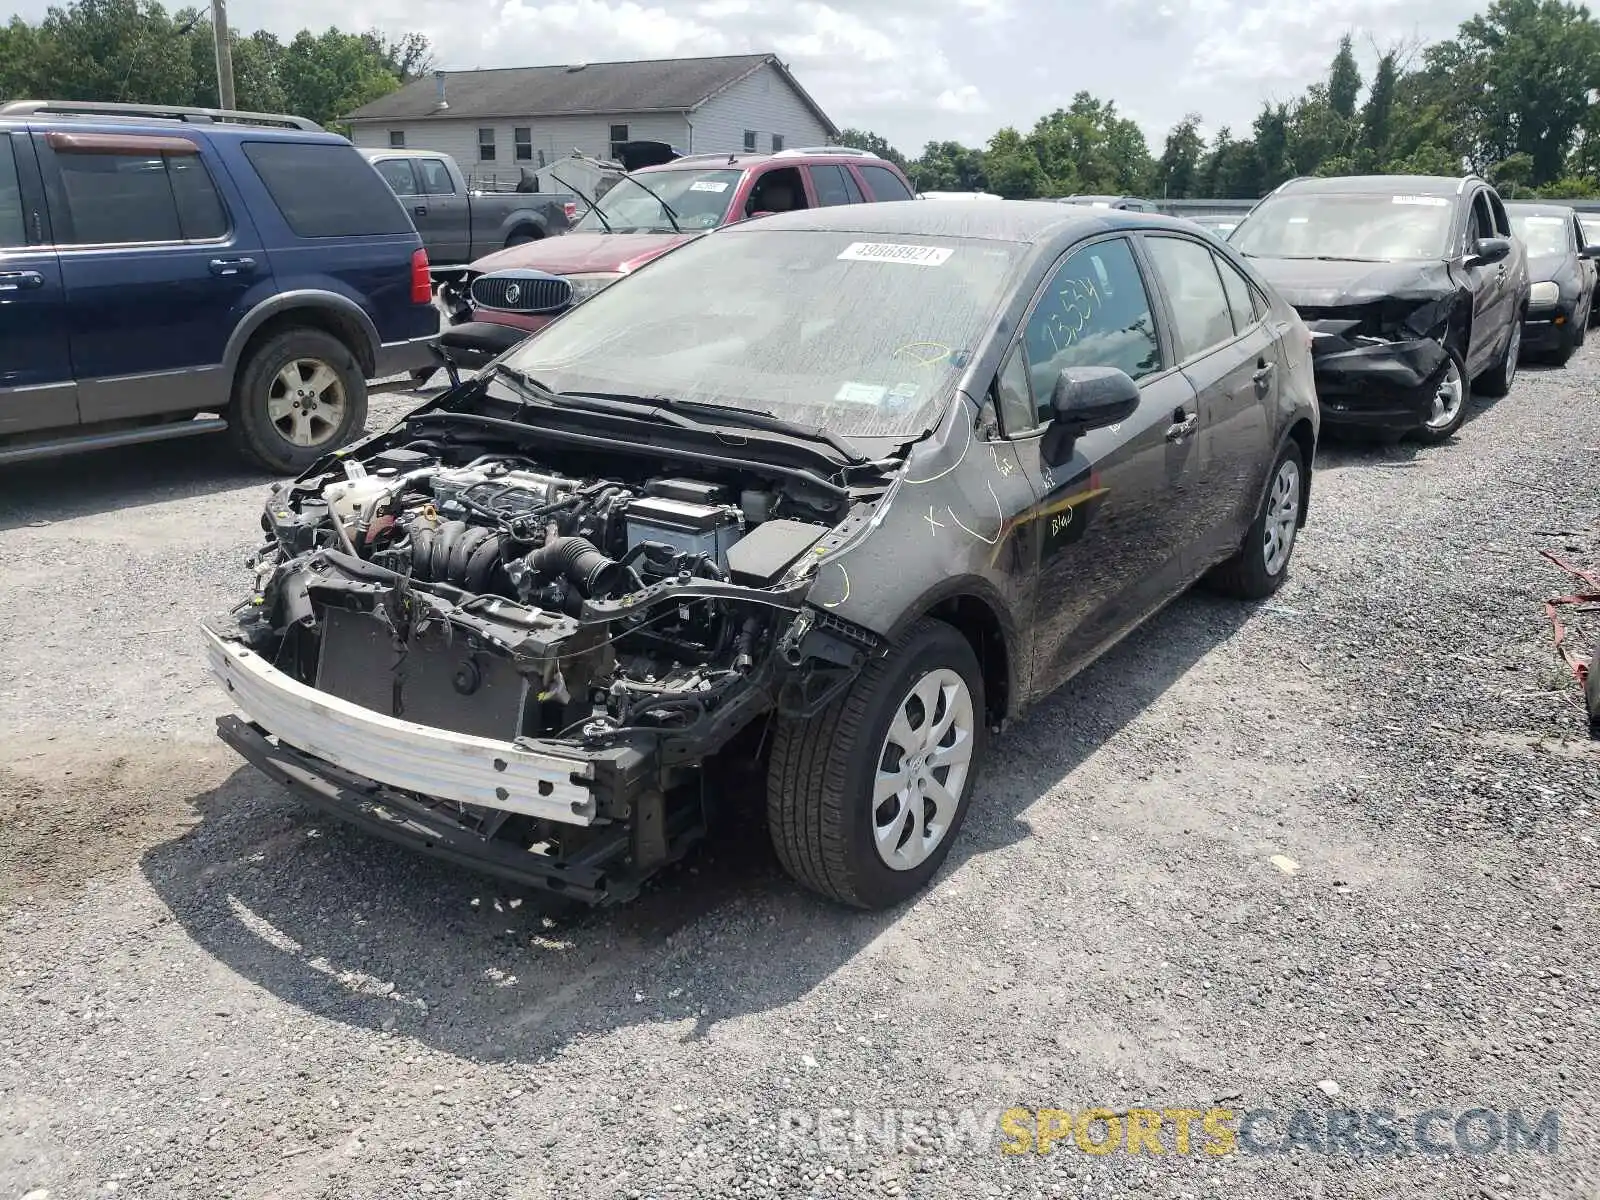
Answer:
[0,100,439,473]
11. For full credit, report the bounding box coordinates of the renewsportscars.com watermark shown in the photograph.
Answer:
[776,1107,1561,1159]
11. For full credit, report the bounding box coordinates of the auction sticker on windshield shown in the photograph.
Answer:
[1392,195,1450,206]
[835,382,888,405]
[838,242,954,266]
[689,180,729,192]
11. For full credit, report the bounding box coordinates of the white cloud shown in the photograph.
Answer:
[936,85,989,114]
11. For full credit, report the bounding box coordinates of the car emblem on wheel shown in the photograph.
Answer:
[504,283,521,305]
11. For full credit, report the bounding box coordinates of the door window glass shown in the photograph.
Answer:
[56,152,181,244]
[1214,252,1261,335]
[0,137,26,247]
[810,164,854,207]
[858,163,913,201]
[167,155,228,239]
[746,167,807,214]
[1022,236,1163,421]
[374,157,420,196]
[992,345,1034,434]
[1470,193,1495,243]
[1142,235,1237,361]
[242,141,413,238]
[418,157,455,195]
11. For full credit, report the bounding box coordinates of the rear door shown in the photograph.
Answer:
[999,234,1200,694]
[1573,211,1597,315]
[0,128,76,435]
[1140,233,1275,559]
[39,129,266,424]
[414,156,473,263]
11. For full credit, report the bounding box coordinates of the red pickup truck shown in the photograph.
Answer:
[439,146,918,350]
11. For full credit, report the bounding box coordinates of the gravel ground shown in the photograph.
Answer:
[2,353,1598,1200]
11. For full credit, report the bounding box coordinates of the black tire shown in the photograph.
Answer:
[504,228,541,247]
[227,328,368,474]
[1413,344,1470,445]
[1476,318,1521,398]
[766,618,987,909]
[1204,440,1304,600]
[1548,325,1578,367]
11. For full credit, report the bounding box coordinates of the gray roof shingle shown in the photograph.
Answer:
[345,52,834,132]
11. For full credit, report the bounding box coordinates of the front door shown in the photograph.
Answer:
[997,234,1201,696]
[414,156,473,264]
[0,130,76,436]
[1462,189,1506,375]
[39,131,268,424]
[1140,232,1275,561]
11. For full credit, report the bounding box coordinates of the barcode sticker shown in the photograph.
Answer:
[1392,195,1450,207]
[837,242,953,266]
[689,180,729,192]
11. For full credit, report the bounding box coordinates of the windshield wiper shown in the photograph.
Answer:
[615,174,682,234]
[551,172,613,234]
[562,391,868,464]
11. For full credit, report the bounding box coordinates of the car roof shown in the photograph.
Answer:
[637,149,902,174]
[1505,200,1577,217]
[1277,174,1475,197]
[724,198,1205,244]
[0,113,344,143]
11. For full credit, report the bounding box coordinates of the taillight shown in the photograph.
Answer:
[563,202,577,222]
[410,247,431,305]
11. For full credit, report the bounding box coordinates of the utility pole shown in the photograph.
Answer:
[211,0,236,110]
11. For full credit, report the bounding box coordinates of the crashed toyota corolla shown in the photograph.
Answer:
[207,200,1317,909]
[1230,174,1528,443]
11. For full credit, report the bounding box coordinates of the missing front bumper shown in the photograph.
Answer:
[1309,335,1451,432]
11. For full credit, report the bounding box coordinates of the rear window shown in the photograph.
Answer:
[243,141,413,238]
[54,150,228,244]
[858,164,913,202]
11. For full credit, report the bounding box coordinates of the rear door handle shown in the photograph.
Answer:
[0,270,43,291]
[209,257,256,277]
[413,205,428,217]
[1166,412,1198,442]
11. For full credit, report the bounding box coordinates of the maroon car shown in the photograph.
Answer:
[450,146,918,340]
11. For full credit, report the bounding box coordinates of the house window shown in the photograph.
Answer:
[388,130,405,149]
[771,134,784,152]
[743,130,757,152]
[609,124,629,159]
[478,128,496,161]
[515,127,532,162]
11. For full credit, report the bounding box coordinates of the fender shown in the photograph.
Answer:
[222,291,382,379]
[876,573,1029,721]
[496,209,551,244]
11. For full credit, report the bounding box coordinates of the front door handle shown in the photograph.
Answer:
[1166,412,1199,442]
[1253,360,1276,394]
[209,256,256,277]
[413,205,428,217]
[0,270,44,291]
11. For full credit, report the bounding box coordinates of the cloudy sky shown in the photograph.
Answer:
[21,0,1485,151]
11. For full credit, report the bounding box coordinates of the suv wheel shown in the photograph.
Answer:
[229,328,367,473]
[1414,345,1470,444]
[766,618,986,909]
[1476,319,1521,398]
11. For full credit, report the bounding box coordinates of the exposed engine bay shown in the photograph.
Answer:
[210,428,892,903]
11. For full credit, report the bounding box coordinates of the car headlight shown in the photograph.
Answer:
[564,272,624,304]
[1529,281,1560,308]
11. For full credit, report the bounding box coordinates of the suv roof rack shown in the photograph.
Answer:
[0,99,322,131]
[772,146,878,160]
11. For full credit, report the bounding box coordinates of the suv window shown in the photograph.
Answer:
[54,149,227,244]
[811,163,861,207]
[374,157,419,196]
[1143,235,1236,360]
[418,157,455,195]
[858,163,913,202]
[243,141,413,238]
[1487,191,1511,237]
[1213,252,1262,334]
[0,137,25,247]
[1022,236,1163,421]
[1469,191,1495,244]
[746,166,808,215]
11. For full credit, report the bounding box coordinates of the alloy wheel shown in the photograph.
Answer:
[268,358,348,448]
[872,668,976,872]
[1262,457,1300,577]
[1425,358,1465,432]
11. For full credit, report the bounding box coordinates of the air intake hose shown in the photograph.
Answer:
[529,536,625,597]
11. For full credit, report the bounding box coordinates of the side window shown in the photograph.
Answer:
[772,134,785,152]
[374,157,420,196]
[839,167,864,203]
[1470,192,1495,243]
[810,164,853,207]
[991,345,1034,434]
[514,128,533,162]
[0,136,27,247]
[1575,215,1590,252]
[478,128,496,162]
[1142,235,1237,361]
[242,141,413,238]
[166,155,228,240]
[746,166,807,214]
[53,150,211,245]
[1022,236,1163,421]
[418,157,455,195]
[388,130,405,149]
[858,163,914,202]
[1213,252,1261,335]
[1487,192,1511,237]
[609,124,629,160]
[743,130,757,152]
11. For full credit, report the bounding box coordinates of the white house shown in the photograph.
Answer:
[343,53,839,189]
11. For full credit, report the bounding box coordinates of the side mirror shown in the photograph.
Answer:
[1581,244,1600,260]
[1042,366,1140,462]
[1466,236,1512,267]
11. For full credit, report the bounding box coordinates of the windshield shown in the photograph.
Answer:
[572,168,742,233]
[1231,192,1455,261]
[1510,212,1571,258]
[503,228,1025,439]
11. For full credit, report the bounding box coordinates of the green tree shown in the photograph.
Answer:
[984,126,1049,198]
[1156,113,1205,198]
[911,140,987,191]
[1360,50,1399,159]
[834,127,908,169]
[1328,33,1363,120]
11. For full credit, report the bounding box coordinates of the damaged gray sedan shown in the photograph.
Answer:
[1231,174,1529,443]
[207,200,1318,909]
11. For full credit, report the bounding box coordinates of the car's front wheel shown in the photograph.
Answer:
[229,328,368,473]
[1414,345,1470,443]
[766,618,986,909]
